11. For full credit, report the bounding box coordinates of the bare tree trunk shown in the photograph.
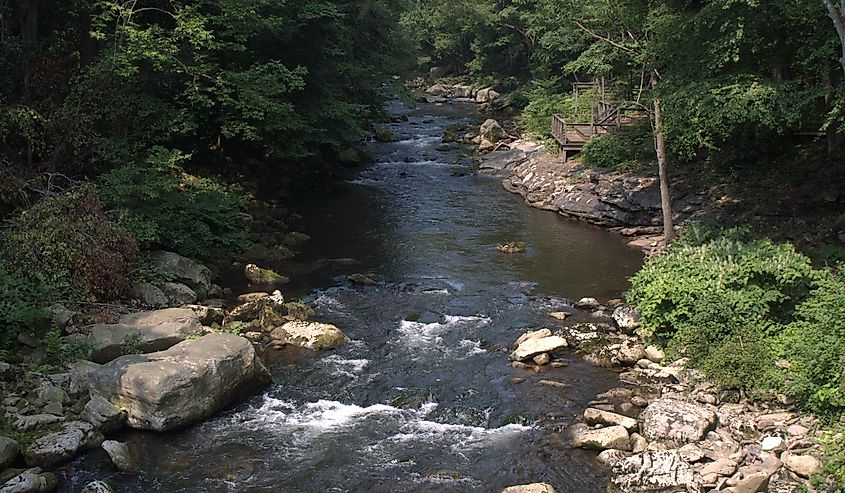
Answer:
[653,96,674,243]
[651,72,674,244]
[824,0,845,78]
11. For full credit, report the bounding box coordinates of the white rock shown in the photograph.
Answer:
[575,297,599,309]
[23,421,100,467]
[102,440,139,473]
[509,336,568,362]
[610,451,696,493]
[644,345,665,363]
[0,468,57,493]
[515,328,552,347]
[760,436,785,452]
[501,484,555,493]
[269,321,349,350]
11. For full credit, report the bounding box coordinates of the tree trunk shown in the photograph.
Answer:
[824,0,845,78]
[653,95,674,243]
[825,70,843,152]
[650,69,674,244]
[20,0,39,101]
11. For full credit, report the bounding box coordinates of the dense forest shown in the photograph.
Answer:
[1,0,845,490]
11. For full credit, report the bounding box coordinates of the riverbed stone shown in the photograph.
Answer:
[760,436,785,452]
[80,481,115,493]
[515,328,551,347]
[584,408,639,432]
[571,424,631,451]
[0,436,19,469]
[68,360,102,397]
[244,264,288,285]
[12,415,64,432]
[576,297,599,309]
[24,421,101,467]
[225,290,286,331]
[88,308,204,363]
[501,484,555,493]
[269,321,349,351]
[639,398,717,447]
[88,333,271,432]
[781,452,821,478]
[101,440,139,473]
[598,449,631,467]
[26,384,69,408]
[612,306,639,330]
[644,345,665,363]
[609,451,696,493]
[0,468,57,493]
[509,336,568,362]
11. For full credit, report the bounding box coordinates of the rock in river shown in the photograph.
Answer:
[609,451,696,493]
[510,335,568,362]
[0,468,57,493]
[502,484,556,493]
[89,333,271,432]
[88,308,204,363]
[269,321,349,351]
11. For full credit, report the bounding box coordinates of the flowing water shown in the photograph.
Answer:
[66,101,643,492]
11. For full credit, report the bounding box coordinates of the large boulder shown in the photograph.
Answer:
[609,451,697,493]
[639,398,718,447]
[148,251,212,297]
[269,321,349,351]
[87,308,204,363]
[23,421,101,467]
[81,396,126,432]
[101,440,139,473]
[88,333,271,432]
[158,282,197,306]
[509,336,568,362]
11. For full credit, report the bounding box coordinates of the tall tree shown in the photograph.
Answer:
[824,0,845,77]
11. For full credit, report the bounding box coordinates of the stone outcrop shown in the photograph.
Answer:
[0,436,19,470]
[88,333,271,432]
[148,250,212,297]
[88,308,204,363]
[570,424,631,451]
[0,468,57,493]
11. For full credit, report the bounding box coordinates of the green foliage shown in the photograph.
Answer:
[97,155,251,260]
[629,225,845,417]
[816,424,845,492]
[0,187,139,301]
[44,329,92,364]
[0,268,50,350]
[580,122,656,170]
[520,80,600,143]
[778,267,845,416]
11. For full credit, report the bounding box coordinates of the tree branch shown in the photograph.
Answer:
[572,20,637,55]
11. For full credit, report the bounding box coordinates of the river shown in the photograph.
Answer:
[66,100,643,492]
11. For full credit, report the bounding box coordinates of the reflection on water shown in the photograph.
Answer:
[66,101,642,492]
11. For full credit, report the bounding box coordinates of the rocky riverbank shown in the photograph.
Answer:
[0,249,351,492]
[506,299,824,493]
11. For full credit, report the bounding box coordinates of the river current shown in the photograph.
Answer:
[67,100,642,492]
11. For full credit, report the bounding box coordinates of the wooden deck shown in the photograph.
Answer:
[551,100,645,160]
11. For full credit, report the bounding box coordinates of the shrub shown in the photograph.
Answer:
[628,224,817,388]
[778,267,845,416]
[0,267,49,349]
[580,122,656,171]
[815,424,845,491]
[97,150,251,260]
[1,187,138,301]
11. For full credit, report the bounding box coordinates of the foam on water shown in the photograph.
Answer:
[319,354,370,379]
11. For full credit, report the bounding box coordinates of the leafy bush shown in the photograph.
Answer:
[815,424,845,491]
[97,150,251,260]
[778,267,845,416]
[628,224,817,388]
[0,268,50,349]
[629,224,845,417]
[1,187,138,301]
[580,122,656,171]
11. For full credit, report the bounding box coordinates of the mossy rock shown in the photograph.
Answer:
[244,264,289,285]
[374,127,399,142]
[284,302,315,321]
[347,273,376,286]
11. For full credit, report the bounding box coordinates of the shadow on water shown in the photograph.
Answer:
[65,100,643,492]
